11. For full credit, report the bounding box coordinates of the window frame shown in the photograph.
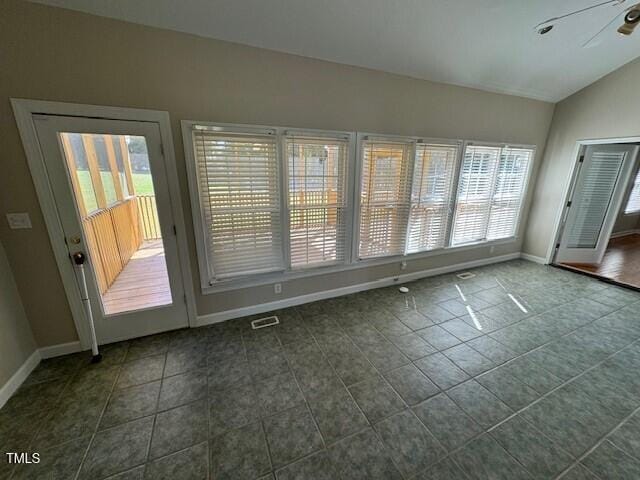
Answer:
[183,121,536,294]
[450,141,535,247]
[182,120,356,290]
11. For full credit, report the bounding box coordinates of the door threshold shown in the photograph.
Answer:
[552,263,640,293]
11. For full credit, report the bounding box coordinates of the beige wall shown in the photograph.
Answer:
[0,238,37,390]
[0,0,554,347]
[524,57,640,259]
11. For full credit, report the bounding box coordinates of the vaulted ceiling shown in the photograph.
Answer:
[30,0,640,102]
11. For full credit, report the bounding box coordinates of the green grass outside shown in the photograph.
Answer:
[76,170,154,213]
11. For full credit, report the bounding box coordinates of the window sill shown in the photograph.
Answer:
[200,236,518,294]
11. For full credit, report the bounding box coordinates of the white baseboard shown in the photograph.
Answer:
[520,253,548,264]
[610,229,640,239]
[0,350,41,409]
[196,253,520,327]
[39,341,82,359]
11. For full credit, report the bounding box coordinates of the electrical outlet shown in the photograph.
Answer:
[274,283,282,294]
[489,245,495,254]
[400,261,407,270]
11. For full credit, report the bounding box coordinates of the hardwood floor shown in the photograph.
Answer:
[562,233,640,287]
[102,240,172,315]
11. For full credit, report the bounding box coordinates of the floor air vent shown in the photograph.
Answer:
[251,315,280,330]
[456,272,476,280]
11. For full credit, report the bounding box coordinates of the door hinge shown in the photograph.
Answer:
[160,143,165,156]
[555,243,560,249]
[172,225,177,235]
[566,201,572,207]
[183,294,187,304]
[579,155,585,163]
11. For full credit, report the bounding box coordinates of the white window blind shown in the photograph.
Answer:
[624,168,640,214]
[358,139,413,259]
[406,143,459,253]
[192,128,283,280]
[452,144,532,245]
[286,134,348,269]
[487,147,533,240]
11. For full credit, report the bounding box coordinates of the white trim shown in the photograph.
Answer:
[520,252,548,264]
[547,136,640,264]
[195,252,520,326]
[0,350,40,409]
[39,341,83,359]
[609,228,640,239]
[10,99,198,347]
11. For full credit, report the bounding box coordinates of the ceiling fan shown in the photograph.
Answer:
[534,0,640,47]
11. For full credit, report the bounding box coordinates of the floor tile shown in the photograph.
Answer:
[149,400,208,459]
[263,405,324,468]
[413,393,482,451]
[414,353,470,389]
[394,310,433,330]
[582,440,640,480]
[503,357,563,394]
[422,459,471,479]
[476,368,539,410]
[326,349,378,386]
[348,375,405,423]
[11,436,90,480]
[440,319,483,342]
[416,325,462,352]
[453,434,532,480]
[374,410,445,477]
[107,466,145,479]
[117,355,165,389]
[447,380,513,429]
[442,344,495,376]
[275,450,338,480]
[164,343,207,377]
[491,415,573,479]
[307,386,369,444]
[144,442,208,480]
[79,416,154,479]
[208,358,252,391]
[248,352,290,381]
[210,422,271,480]
[126,334,170,360]
[255,372,305,416]
[419,304,457,324]
[560,464,600,480]
[209,383,260,437]
[466,336,517,365]
[101,381,160,429]
[1,379,66,418]
[383,364,439,405]
[388,333,437,360]
[358,341,410,372]
[157,369,207,411]
[609,412,640,459]
[328,429,402,480]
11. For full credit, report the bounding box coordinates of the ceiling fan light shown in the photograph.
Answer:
[624,8,640,23]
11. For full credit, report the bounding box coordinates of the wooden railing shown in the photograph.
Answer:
[83,197,143,294]
[137,195,161,240]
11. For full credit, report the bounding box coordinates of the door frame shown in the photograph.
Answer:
[11,98,197,349]
[548,136,640,265]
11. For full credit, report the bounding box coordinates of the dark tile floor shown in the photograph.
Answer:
[2,260,640,479]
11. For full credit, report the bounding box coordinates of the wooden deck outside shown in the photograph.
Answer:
[101,240,171,315]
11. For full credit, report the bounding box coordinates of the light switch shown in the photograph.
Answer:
[6,213,32,229]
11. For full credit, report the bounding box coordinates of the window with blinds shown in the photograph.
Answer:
[452,144,532,245]
[192,128,284,280]
[406,143,459,253]
[624,168,640,214]
[358,139,413,259]
[286,134,348,269]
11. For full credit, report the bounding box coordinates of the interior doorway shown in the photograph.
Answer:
[553,140,640,289]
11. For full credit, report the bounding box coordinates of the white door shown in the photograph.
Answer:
[556,144,639,264]
[33,114,188,343]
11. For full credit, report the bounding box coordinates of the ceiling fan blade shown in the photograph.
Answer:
[583,9,625,47]
[535,0,626,32]
[618,20,640,33]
